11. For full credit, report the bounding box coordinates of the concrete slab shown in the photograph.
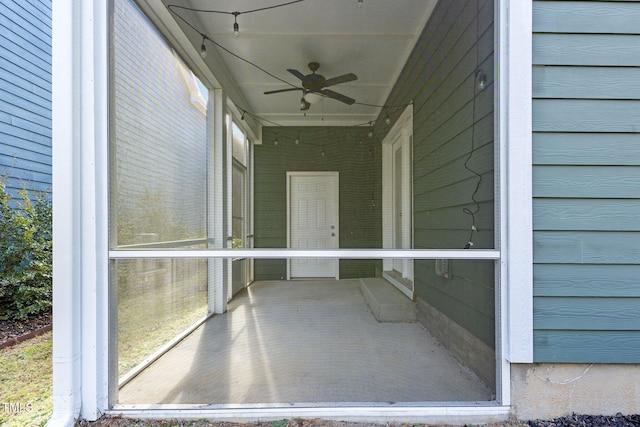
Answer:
[119,279,492,405]
[359,278,416,322]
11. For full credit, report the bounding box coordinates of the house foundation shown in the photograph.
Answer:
[511,363,640,420]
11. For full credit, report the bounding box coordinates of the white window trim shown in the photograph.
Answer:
[51,0,533,423]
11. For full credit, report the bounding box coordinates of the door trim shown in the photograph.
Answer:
[382,104,414,299]
[286,171,340,280]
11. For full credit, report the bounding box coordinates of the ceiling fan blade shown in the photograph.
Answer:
[320,89,356,105]
[264,87,301,95]
[323,73,358,88]
[287,69,306,81]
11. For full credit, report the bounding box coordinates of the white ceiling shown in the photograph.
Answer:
[159,0,437,126]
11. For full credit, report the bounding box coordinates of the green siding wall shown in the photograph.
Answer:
[380,0,496,347]
[254,1,497,349]
[254,127,381,280]
[533,0,640,362]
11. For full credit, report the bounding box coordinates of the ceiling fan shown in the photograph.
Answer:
[264,62,358,110]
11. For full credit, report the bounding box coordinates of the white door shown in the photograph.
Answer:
[288,172,339,279]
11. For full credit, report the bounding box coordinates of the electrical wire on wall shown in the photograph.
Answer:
[462,0,485,250]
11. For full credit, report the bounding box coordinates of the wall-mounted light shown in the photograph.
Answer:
[295,133,300,144]
[476,69,487,91]
[357,0,364,7]
[385,111,391,125]
[274,135,279,145]
[200,34,207,58]
[368,121,374,138]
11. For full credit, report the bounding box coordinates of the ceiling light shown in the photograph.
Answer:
[232,12,240,37]
[305,92,323,104]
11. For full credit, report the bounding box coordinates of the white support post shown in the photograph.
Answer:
[50,0,109,424]
[503,0,534,365]
[225,107,233,302]
[207,91,216,314]
[50,1,82,424]
[209,89,228,314]
[81,0,109,421]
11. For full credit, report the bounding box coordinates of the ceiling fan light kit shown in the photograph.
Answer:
[264,62,358,110]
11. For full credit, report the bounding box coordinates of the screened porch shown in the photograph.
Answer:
[108,0,500,410]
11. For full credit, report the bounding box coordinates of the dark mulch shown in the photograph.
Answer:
[528,413,640,427]
[0,310,52,349]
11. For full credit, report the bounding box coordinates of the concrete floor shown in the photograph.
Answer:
[119,279,493,405]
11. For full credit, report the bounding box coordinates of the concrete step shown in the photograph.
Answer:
[359,277,416,323]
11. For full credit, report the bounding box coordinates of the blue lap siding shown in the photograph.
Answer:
[532,0,640,362]
[0,0,52,196]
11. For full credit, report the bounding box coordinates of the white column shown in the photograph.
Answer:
[50,0,82,424]
[208,89,228,314]
[502,0,534,364]
[50,0,109,424]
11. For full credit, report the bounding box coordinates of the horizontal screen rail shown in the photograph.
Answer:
[109,249,500,259]
[115,238,209,249]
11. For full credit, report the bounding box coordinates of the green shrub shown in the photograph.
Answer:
[0,177,52,320]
